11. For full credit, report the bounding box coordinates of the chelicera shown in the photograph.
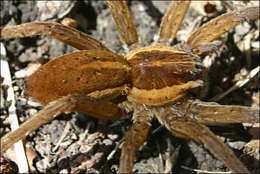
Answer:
[1,1,259,173]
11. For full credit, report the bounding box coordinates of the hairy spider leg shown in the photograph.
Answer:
[1,22,110,51]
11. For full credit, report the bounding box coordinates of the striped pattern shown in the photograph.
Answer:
[127,46,202,105]
[26,50,131,105]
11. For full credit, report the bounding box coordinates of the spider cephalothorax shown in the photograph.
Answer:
[127,46,203,106]
[1,1,259,173]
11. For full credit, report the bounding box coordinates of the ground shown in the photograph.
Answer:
[0,1,259,173]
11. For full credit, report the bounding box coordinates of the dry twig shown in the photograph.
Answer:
[0,43,29,173]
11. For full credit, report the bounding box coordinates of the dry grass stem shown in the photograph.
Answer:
[0,43,29,173]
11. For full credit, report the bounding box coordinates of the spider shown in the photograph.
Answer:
[1,1,259,173]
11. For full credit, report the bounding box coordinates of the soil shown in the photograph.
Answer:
[0,1,259,174]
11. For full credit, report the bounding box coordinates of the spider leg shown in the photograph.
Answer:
[107,0,139,50]
[185,6,259,54]
[157,0,191,46]
[154,107,250,173]
[1,94,126,152]
[1,95,75,152]
[119,105,152,173]
[185,99,259,125]
[0,22,110,51]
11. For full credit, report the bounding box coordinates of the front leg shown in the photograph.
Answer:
[107,0,139,49]
[1,22,110,51]
[157,0,191,46]
[154,106,250,173]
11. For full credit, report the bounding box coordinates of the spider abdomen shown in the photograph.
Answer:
[127,46,203,106]
[26,50,131,105]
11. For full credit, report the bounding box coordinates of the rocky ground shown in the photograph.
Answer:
[0,1,259,173]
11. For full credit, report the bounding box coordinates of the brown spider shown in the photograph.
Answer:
[1,1,259,173]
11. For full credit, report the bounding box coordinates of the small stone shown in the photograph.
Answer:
[59,169,69,174]
[35,158,48,172]
[107,134,119,141]
[15,63,41,78]
[235,22,251,36]
[228,141,246,150]
[71,133,78,140]
[36,1,76,21]
[103,139,113,146]
[27,100,42,107]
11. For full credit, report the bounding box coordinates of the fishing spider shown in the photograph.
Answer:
[1,1,259,173]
